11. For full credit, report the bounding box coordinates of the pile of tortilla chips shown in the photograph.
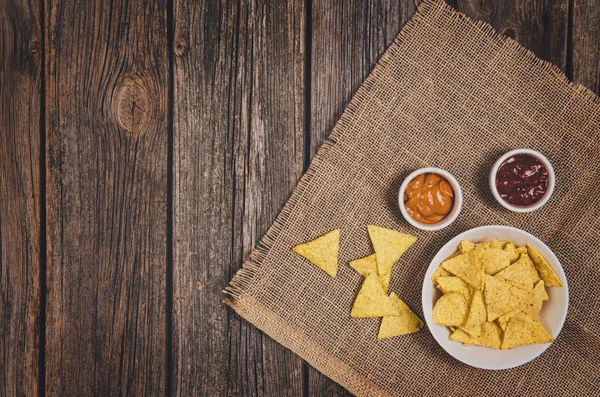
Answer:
[431,238,562,349]
[292,225,423,340]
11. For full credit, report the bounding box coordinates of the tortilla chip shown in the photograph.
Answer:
[349,254,377,277]
[495,253,540,290]
[451,322,502,349]
[520,280,549,320]
[464,290,486,329]
[378,292,423,339]
[503,242,520,263]
[449,328,473,344]
[436,276,473,299]
[292,229,340,277]
[432,293,469,326]
[490,238,502,249]
[381,271,392,293]
[516,245,527,255]
[460,325,482,337]
[459,240,475,254]
[481,248,511,275]
[350,274,400,318]
[501,312,554,349]
[431,265,452,287]
[483,274,532,321]
[367,225,417,276]
[441,252,483,290]
[526,244,562,287]
[496,309,521,330]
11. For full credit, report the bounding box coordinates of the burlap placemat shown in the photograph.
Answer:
[224,0,600,395]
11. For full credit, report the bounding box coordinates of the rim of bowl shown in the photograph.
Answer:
[398,167,463,231]
[489,149,555,213]
[421,225,569,370]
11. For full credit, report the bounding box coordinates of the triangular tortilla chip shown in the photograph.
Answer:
[464,290,486,329]
[378,292,423,339]
[483,274,531,321]
[451,322,502,349]
[460,325,482,337]
[496,309,521,331]
[459,240,475,253]
[292,229,340,277]
[495,253,540,290]
[441,253,483,290]
[435,276,472,300]
[349,254,377,277]
[381,271,392,293]
[367,225,416,276]
[516,245,527,255]
[520,280,548,320]
[490,238,502,249]
[431,265,452,287]
[526,244,562,287]
[503,242,519,263]
[481,248,511,275]
[350,274,400,318]
[501,312,554,349]
[432,293,469,326]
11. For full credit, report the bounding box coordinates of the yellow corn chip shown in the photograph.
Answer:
[495,253,540,290]
[516,245,527,255]
[381,271,392,293]
[464,290,486,329]
[503,242,520,263]
[451,322,502,349]
[496,309,521,330]
[292,229,340,277]
[501,312,554,349]
[490,238,502,249]
[431,265,452,287]
[526,244,562,287]
[349,254,377,277]
[441,253,483,290]
[459,240,475,253]
[460,325,482,337]
[432,293,469,326]
[481,248,511,275]
[449,328,473,344]
[436,276,472,300]
[483,274,532,321]
[520,280,549,320]
[350,274,400,318]
[367,225,417,276]
[377,292,423,339]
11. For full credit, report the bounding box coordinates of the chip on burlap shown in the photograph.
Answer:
[224,0,600,395]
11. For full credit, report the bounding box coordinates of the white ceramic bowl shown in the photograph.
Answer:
[422,225,568,370]
[398,167,463,231]
[489,149,555,213]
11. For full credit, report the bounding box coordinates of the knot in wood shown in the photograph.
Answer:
[115,76,150,133]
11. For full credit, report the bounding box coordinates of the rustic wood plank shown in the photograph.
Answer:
[571,0,600,93]
[456,0,570,71]
[44,0,168,395]
[0,1,42,395]
[172,0,305,396]
[308,0,415,394]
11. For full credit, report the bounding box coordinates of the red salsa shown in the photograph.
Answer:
[496,154,548,206]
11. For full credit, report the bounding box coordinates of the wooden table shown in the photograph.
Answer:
[1,0,598,395]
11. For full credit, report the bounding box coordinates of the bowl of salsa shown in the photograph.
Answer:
[489,149,555,213]
[399,167,463,231]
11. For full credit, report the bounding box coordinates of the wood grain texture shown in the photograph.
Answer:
[456,0,569,70]
[44,0,168,395]
[571,0,600,93]
[172,0,305,396]
[0,1,42,396]
[308,0,416,395]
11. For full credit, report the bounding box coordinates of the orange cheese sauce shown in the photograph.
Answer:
[403,173,454,224]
